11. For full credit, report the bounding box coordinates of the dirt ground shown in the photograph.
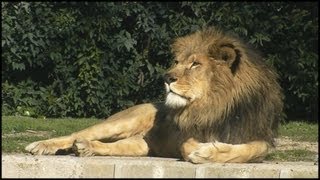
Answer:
[275,136,318,153]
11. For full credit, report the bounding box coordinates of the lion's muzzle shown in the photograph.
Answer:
[164,73,178,84]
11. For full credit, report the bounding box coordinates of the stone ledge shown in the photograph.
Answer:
[2,154,318,178]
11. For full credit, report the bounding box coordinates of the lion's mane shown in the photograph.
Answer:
[170,27,283,146]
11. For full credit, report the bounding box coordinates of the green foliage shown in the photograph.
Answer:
[1,2,318,121]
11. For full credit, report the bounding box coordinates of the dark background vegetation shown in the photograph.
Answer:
[2,2,318,122]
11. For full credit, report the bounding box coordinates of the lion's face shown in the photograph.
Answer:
[164,29,241,109]
[164,53,233,108]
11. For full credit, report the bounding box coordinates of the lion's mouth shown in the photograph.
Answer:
[168,91,185,99]
[164,83,189,108]
[165,83,185,98]
[165,82,194,101]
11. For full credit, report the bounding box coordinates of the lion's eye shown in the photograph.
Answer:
[173,60,179,66]
[191,61,201,69]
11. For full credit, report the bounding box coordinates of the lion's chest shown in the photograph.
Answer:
[144,117,219,158]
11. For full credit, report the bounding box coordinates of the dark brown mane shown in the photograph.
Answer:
[171,27,284,146]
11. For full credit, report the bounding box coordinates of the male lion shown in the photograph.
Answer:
[26,27,283,163]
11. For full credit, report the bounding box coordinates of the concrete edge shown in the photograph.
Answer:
[1,154,319,178]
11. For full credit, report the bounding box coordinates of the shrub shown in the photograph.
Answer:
[1,2,318,121]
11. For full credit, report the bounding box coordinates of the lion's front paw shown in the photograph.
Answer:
[72,139,95,157]
[188,141,232,164]
[25,140,58,155]
[188,143,214,164]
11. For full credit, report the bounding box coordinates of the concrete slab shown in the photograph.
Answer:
[1,154,318,178]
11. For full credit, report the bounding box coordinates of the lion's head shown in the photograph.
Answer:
[164,27,283,145]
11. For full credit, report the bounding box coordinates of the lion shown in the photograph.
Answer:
[25,27,283,163]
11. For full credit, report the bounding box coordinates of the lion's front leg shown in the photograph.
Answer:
[72,135,149,157]
[181,138,270,163]
[25,135,75,155]
[25,103,158,155]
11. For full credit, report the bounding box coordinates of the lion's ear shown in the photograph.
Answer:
[208,43,241,72]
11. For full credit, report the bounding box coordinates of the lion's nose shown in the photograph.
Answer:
[164,73,178,84]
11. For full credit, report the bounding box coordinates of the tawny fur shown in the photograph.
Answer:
[168,27,283,146]
[25,27,283,163]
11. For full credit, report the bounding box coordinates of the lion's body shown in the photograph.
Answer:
[26,27,283,163]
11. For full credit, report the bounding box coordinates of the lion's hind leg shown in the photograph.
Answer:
[72,135,149,157]
[181,138,270,163]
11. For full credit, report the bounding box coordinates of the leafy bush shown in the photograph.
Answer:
[2,2,318,121]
